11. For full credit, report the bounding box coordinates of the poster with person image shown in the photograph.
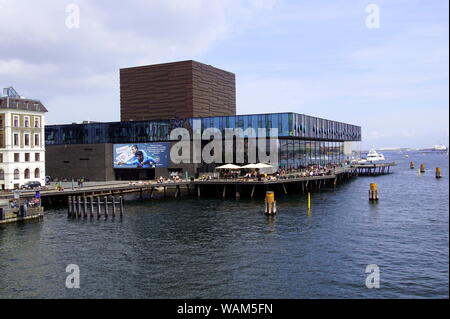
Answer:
[113,143,171,168]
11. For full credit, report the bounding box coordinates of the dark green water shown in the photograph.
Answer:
[0,152,448,298]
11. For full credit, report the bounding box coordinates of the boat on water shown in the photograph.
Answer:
[433,144,447,151]
[418,144,448,154]
[357,149,385,164]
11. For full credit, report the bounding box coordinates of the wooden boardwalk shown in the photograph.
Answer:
[353,162,397,175]
[0,163,396,203]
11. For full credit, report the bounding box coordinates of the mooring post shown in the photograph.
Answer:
[307,192,311,210]
[265,191,276,215]
[369,183,378,201]
[420,164,425,173]
[436,167,442,179]
[250,185,255,198]
[222,185,226,198]
[236,185,240,200]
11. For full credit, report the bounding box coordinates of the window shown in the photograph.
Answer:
[24,168,30,179]
[34,134,40,147]
[35,153,40,161]
[14,153,20,162]
[0,169,4,180]
[24,116,30,128]
[0,153,2,163]
[34,168,40,178]
[24,133,30,146]
[14,133,19,146]
[13,116,19,127]
[25,153,30,162]
[14,169,19,180]
[34,117,40,128]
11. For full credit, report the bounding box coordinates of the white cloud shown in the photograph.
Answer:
[0,0,279,122]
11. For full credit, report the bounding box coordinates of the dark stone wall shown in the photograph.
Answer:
[46,142,200,181]
[46,143,114,181]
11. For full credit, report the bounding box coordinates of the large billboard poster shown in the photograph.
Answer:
[113,143,171,168]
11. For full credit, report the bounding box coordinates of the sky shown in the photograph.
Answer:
[0,0,448,149]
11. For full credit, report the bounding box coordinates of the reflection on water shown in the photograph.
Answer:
[0,152,448,298]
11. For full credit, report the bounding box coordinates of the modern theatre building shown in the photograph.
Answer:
[45,60,361,181]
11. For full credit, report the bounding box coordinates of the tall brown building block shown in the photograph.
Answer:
[120,60,236,121]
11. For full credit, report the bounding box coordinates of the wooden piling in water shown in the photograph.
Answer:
[67,196,72,217]
[119,196,124,217]
[369,183,379,201]
[265,191,276,215]
[83,196,87,218]
[111,196,116,217]
[77,196,81,218]
[420,164,426,173]
[89,197,94,217]
[104,196,108,218]
[97,196,101,218]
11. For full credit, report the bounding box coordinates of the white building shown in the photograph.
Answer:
[0,87,47,190]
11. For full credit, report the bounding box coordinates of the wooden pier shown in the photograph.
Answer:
[0,163,396,222]
[67,195,124,219]
[353,162,396,176]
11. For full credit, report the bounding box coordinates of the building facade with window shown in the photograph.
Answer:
[0,90,47,190]
[45,112,361,181]
[44,61,361,181]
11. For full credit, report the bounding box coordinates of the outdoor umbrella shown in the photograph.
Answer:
[215,164,242,169]
[241,163,259,169]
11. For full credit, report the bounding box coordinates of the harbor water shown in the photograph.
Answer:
[0,152,448,298]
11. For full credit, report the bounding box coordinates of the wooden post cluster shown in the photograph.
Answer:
[68,195,124,219]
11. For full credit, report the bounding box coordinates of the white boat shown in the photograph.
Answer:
[358,149,385,164]
[434,144,447,151]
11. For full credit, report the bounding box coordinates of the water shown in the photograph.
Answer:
[0,152,448,298]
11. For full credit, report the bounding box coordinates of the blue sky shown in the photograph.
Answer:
[0,0,448,148]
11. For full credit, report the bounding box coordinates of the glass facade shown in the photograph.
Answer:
[45,112,360,169]
[46,113,361,145]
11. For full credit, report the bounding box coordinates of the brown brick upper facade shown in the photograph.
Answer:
[120,60,236,121]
